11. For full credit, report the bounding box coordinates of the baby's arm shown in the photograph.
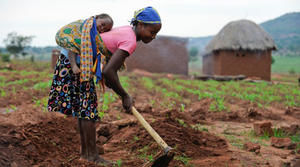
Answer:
[69,51,81,74]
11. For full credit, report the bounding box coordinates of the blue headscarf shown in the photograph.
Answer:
[131,6,161,24]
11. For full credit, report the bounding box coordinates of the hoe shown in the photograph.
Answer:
[132,107,174,167]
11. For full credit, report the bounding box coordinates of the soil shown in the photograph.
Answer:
[0,64,299,167]
[0,107,238,167]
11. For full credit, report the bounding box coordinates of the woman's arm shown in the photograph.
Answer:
[102,49,132,111]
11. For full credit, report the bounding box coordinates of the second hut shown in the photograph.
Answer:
[203,19,276,81]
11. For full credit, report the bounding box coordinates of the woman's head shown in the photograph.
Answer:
[131,7,162,43]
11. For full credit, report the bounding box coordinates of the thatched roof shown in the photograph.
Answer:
[205,19,276,53]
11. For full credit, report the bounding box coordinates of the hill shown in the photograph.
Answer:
[260,12,300,55]
[187,12,300,57]
[187,36,213,54]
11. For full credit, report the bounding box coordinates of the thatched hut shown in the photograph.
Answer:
[203,19,276,81]
[126,36,188,75]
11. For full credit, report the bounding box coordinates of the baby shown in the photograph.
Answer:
[69,13,114,74]
[95,13,113,33]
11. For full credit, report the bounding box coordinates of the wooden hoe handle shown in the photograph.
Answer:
[132,107,169,150]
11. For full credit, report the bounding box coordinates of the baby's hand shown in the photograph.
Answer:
[71,65,81,74]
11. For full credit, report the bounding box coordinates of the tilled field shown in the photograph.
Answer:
[0,61,299,167]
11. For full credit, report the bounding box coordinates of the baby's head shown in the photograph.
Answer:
[95,13,113,33]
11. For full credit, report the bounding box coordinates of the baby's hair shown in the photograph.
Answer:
[95,13,114,25]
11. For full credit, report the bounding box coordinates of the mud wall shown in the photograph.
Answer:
[203,50,271,81]
[51,49,60,69]
[126,36,189,75]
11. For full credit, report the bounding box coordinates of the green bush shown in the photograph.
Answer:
[30,55,35,62]
[289,68,295,74]
[271,56,275,64]
[1,54,10,62]
[189,47,199,62]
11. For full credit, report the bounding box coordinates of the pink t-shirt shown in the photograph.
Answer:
[100,26,137,55]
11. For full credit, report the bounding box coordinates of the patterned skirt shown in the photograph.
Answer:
[47,54,99,121]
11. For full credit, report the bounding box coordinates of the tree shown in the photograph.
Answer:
[3,32,34,58]
[271,55,275,65]
[1,53,11,62]
[189,47,199,62]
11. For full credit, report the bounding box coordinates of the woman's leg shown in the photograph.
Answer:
[78,119,88,159]
[84,119,98,160]
[79,119,113,165]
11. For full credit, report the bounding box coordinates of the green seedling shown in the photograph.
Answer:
[115,159,122,167]
[176,119,187,128]
[98,111,105,120]
[191,124,208,132]
[100,92,116,112]
[33,80,52,90]
[174,155,192,166]
[273,128,287,138]
[116,114,121,120]
[180,104,185,112]
[0,89,6,97]
[224,134,243,149]
[290,135,300,143]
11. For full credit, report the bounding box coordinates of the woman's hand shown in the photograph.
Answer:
[122,94,133,113]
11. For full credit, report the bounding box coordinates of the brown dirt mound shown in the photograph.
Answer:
[100,109,234,166]
[0,105,64,126]
[0,109,235,167]
[0,117,100,167]
[188,99,282,123]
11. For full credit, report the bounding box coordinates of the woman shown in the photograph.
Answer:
[48,6,161,165]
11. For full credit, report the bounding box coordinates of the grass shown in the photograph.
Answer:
[33,97,49,111]
[170,75,299,108]
[114,159,122,167]
[141,77,155,90]
[137,145,156,163]
[0,76,6,82]
[224,134,244,149]
[272,56,300,74]
[10,105,17,111]
[223,129,274,150]
[273,128,287,138]
[191,124,208,132]
[180,103,185,112]
[98,92,117,119]
[7,79,30,86]
[33,80,52,90]
[174,155,193,166]
[290,134,300,143]
[119,76,131,91]
[188,57,202,76]
[0,89,6,97]
[176,118,188,128]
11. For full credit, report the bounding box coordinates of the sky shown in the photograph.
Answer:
[0,0,299,47]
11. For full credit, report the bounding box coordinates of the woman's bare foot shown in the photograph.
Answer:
[78,156,88,162]
[94,156,115,166]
